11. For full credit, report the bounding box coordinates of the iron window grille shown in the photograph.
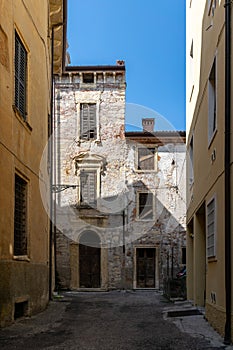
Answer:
[14,174,27,256]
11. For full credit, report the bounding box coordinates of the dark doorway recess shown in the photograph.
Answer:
[79,231,101,288]
[136,248,155,288]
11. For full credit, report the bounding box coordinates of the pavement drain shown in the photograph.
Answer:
[167,309,202,317]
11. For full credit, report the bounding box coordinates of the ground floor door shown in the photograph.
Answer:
[79,231,101,288]
[136,248,155,288]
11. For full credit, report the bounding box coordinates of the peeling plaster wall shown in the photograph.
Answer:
[54,71,186,290]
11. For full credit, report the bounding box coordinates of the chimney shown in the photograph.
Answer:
[142,118,155,132]
[116,60,125,66]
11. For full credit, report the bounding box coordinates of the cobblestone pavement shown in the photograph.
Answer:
[0,291,232,350]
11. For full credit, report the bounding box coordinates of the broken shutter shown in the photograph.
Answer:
[80,171,97,206]
[138,148,155,170]
[80,103,97,140]
[15,33,27,119]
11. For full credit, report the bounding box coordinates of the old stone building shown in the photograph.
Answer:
[0,0,66,326]
[53,63,186,291]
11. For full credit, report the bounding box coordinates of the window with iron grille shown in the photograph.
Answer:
[15,32,27,119]
[138,192,153,220]
[14,174,27,256]
[80,103,97,140]
[137,148,156,170]
[206,197,216,258]
[80,171,97,206]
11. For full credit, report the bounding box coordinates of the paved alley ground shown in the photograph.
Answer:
[0,291,232,350]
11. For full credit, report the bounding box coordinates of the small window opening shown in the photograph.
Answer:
[14,301,28,319]
[83,73,94,83]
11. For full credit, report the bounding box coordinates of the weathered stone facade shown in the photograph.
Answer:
[54,63,186,291]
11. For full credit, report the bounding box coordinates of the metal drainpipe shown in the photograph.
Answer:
[49,26,55,300]
[49,22,65,300]
[224,0,232,345]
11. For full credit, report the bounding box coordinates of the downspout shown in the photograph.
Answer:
[224,0,232,345]
[49,20,66,299]
[49,26,55,300]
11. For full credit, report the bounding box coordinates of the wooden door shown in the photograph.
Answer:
[79,244,100,288]
[136,248,155,288]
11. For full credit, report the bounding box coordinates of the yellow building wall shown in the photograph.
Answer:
[186,0,233,338]
[0,0,56,326]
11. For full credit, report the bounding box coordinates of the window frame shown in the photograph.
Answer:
[136,191,154,221]
[79,170,97,207]
[136,145,157,172]
[188,135,194,187]
[206,195,217,259]
[79,102,99,141]
[208,57,217,146]
[14,31,28,120]
[14,173,28,257]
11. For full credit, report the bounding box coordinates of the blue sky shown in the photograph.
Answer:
[67,0,186,131]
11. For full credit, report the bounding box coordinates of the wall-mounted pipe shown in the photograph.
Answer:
[224,0,232,345]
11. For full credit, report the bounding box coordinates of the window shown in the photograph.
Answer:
[189,136,194,186]
[208,0,216,16]
[206,197,216,258]
[14,174,27,256]
[208,58,217,143]
[15,32,27,119]
[138,192,153,220]
[83,73,94,83]
[137,147,156,171]
[80,103,97,140]
[182,247,186,265]
[80,171,97,206]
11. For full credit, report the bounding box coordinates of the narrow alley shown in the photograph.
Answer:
[0,291,230,350]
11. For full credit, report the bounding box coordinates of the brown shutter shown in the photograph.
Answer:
[15,33,27,119]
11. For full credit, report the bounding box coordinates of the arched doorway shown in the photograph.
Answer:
[79,231,101,288]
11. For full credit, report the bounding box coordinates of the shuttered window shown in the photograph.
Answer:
[207,197,216,258]
[15,32,27,119]
[138,148,156,170]
[80,103,97,140]
[80,171,97,206]
[14,174,27,256]
[138,192,153,220]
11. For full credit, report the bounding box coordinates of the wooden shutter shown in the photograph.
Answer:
[80,104,97,140]
[80,171,97,206]
[15,33,27,119]
[89,104,97,139]
[138,148,155,170]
